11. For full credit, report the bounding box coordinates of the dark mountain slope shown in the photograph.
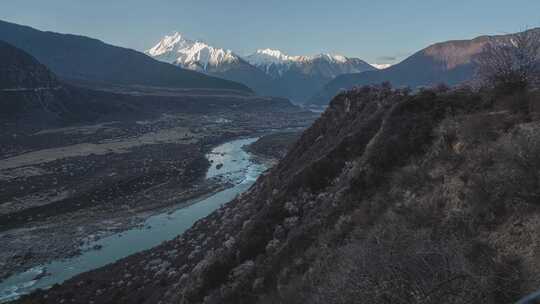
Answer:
[18,85,540,304]
[0,40,123,128]
[0,20,251,92]
[309,29,540,106]
[204,58,289,98]
[0,41,165,131]
[0,40,57,89]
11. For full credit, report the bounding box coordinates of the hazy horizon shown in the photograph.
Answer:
[1,0,540,65]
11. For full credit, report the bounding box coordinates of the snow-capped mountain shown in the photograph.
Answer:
[146,33,284,96]
[246,49,349,66]
[245,49,371,79]
[146,32,240,72]
[370,63,393,70]
[146,34,375,103]
[245,49,376,102]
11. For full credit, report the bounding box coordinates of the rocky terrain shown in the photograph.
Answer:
[16,84,540,303]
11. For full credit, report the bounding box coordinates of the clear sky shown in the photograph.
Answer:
[1,0,540,65]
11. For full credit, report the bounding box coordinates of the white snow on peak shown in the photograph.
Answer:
[147,34,373,79]
[146,32,239,72]
[147,32,184,57]
[324,54,348,63]
[246,49,349,65]
[370,63,393,70]
[245,49,353,76]
[247,49,292,65]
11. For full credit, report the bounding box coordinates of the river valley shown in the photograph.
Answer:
[0,137,267,302]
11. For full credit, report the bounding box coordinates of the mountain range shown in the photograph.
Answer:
[4,19,537,109]
[307,29,540,106]
[146,33,376,103]
[147,30,534,107]
[146,33,284,97]
[0,20,251,92]
[0,38,304,132]
[245,49,376,103]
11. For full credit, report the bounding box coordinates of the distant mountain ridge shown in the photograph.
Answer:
[146,32,284,97]
[308,29,540,106]
[147,32,241,72]
[0,20,251,92]
[146,34,376,103]
[245,48,374,79]
[246,48,376,103]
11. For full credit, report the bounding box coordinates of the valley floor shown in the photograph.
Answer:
[0,109,313,283]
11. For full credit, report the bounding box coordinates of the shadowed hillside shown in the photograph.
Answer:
[0,40,57,89]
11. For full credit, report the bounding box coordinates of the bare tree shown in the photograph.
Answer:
[477,29,540,92]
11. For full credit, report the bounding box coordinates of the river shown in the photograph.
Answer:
[0,137,266,302]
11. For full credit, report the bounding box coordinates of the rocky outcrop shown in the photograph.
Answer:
[18,85,540,304]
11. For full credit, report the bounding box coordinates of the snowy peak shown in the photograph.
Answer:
[147,32,373,78]
[146,33,376,103]
[246,49,349,66]
[370,63,393,70]
[146,32,186,57]
[245,49,374,78]
[146,32,240,72]
[302,53,348,63]
[247,48,292,65]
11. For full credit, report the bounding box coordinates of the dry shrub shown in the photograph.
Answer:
[280,223,523,304]
[477,29,540,93]
[498,125,540,205]
[476,29,540,117]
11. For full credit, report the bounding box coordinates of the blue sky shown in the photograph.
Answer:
[1,0,540,64]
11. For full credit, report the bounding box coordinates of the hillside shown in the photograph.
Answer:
[0,40,57,89]
[0,20,251,92]
[308,29,540,106]
[17,84,540,304]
